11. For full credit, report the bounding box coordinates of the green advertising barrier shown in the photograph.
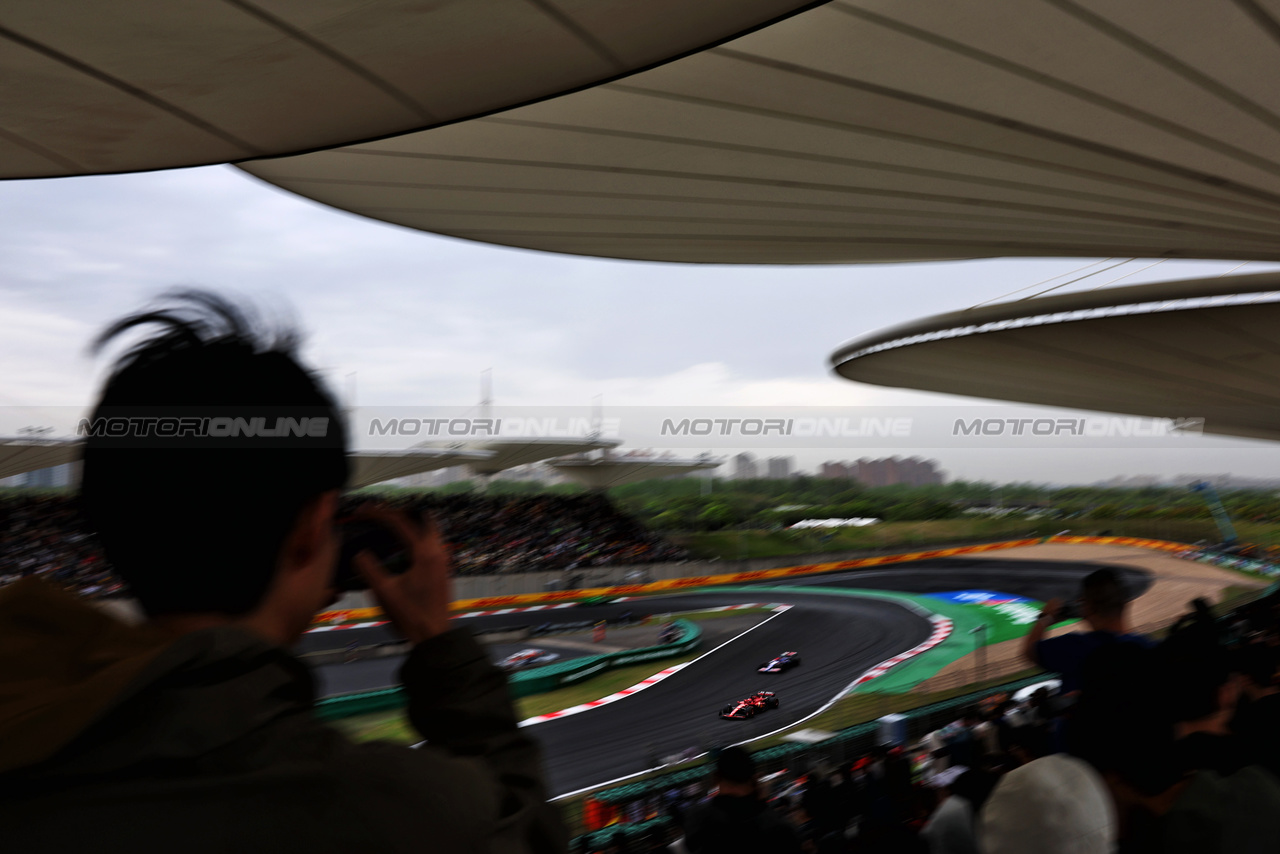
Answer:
[507,620,702,699]
[316,619,702,719]
[315,686,406,721]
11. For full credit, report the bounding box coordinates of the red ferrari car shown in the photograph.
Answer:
[719,691,780,719]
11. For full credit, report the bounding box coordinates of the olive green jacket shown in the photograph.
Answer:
[0,578,566,854]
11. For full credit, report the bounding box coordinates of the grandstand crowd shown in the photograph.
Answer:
[0,490,689,598]
[341,492,689,575]
[581,577,1280,854]
[0,494,120,598]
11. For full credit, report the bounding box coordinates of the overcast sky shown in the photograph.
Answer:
[3,164,1279,485]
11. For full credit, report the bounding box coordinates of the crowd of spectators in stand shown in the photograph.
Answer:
[337,492,689,576]
[0,494,120,598]
[583,572,1280,854]
[0,490,689,598]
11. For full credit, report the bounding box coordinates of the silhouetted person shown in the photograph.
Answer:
[1022,568,1152,695]
[0,292,565,853]
[683,747,802,854]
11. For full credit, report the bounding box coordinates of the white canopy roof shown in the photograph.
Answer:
[0,439,80,482]
[243,0,1280,264]
[349,447,492,489]
[2,0,817,177]
[830,273,1280,442]
[550,455,721,489]
[418,436,622,476]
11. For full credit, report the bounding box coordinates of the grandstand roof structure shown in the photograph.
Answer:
[241,0,1280,264]
[419,436,623,476]
[549,453,722,489]
[350,447,492,489]
[2,0,820,178]
[0,438,79,482]
[830,272,1280,443]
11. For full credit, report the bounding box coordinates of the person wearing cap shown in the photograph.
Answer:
[682,747,802,854]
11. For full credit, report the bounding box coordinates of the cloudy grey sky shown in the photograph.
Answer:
[3,164,1279,484]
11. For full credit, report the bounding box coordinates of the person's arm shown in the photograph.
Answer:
[356,506,567,854]
[399,628,566,854]
[1020,598,1061,668]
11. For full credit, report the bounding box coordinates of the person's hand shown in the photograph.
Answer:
[352,505,452,645]
[1039,598,1062,624]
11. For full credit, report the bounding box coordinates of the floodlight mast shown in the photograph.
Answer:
[1190,481,1239,546]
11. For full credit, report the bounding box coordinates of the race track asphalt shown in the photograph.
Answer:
[526,589,931,796]
[301,555,1152,795]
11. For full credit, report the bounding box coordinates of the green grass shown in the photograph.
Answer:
[672,518,1280,562]
[328,607,775,743]
[675,520,1054,560]
[326,651,708,745]
[329,708,418,744]
[517,650,706,717]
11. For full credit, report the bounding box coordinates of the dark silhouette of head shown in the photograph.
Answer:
[1081,568,1127,624]
[80,290,348,617]
[714,746,757,786]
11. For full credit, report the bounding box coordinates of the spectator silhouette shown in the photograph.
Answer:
[682,747,802,854]
[1022,568,1153,695]
[0,292,565,853]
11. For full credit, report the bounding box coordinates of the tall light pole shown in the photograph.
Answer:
[969,624,988,686]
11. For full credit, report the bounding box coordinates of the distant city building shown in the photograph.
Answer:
[733,452,758,480]
[820,461,850,479]
[819,456,943,486]
[767,456,793,479]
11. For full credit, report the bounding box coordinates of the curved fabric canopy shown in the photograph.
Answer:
[550,454,721,489]
[244,0,1280,264]
[350,448,492,489]
[416,436,621,476]
[1,0,818,178]
[830,273,1280,442]
[0,438,79,482]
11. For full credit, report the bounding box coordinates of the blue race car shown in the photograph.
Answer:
[758,651,801,673]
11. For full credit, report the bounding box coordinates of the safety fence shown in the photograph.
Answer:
[314,619,701,720]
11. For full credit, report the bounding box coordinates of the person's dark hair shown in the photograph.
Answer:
[1081,568,1127,619]
[950,769,997,813]
[1005,725,1051,762]
[80,290,348,616]
[714,746,757,785]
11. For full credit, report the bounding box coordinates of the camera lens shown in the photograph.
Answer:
[333,519,412,591]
